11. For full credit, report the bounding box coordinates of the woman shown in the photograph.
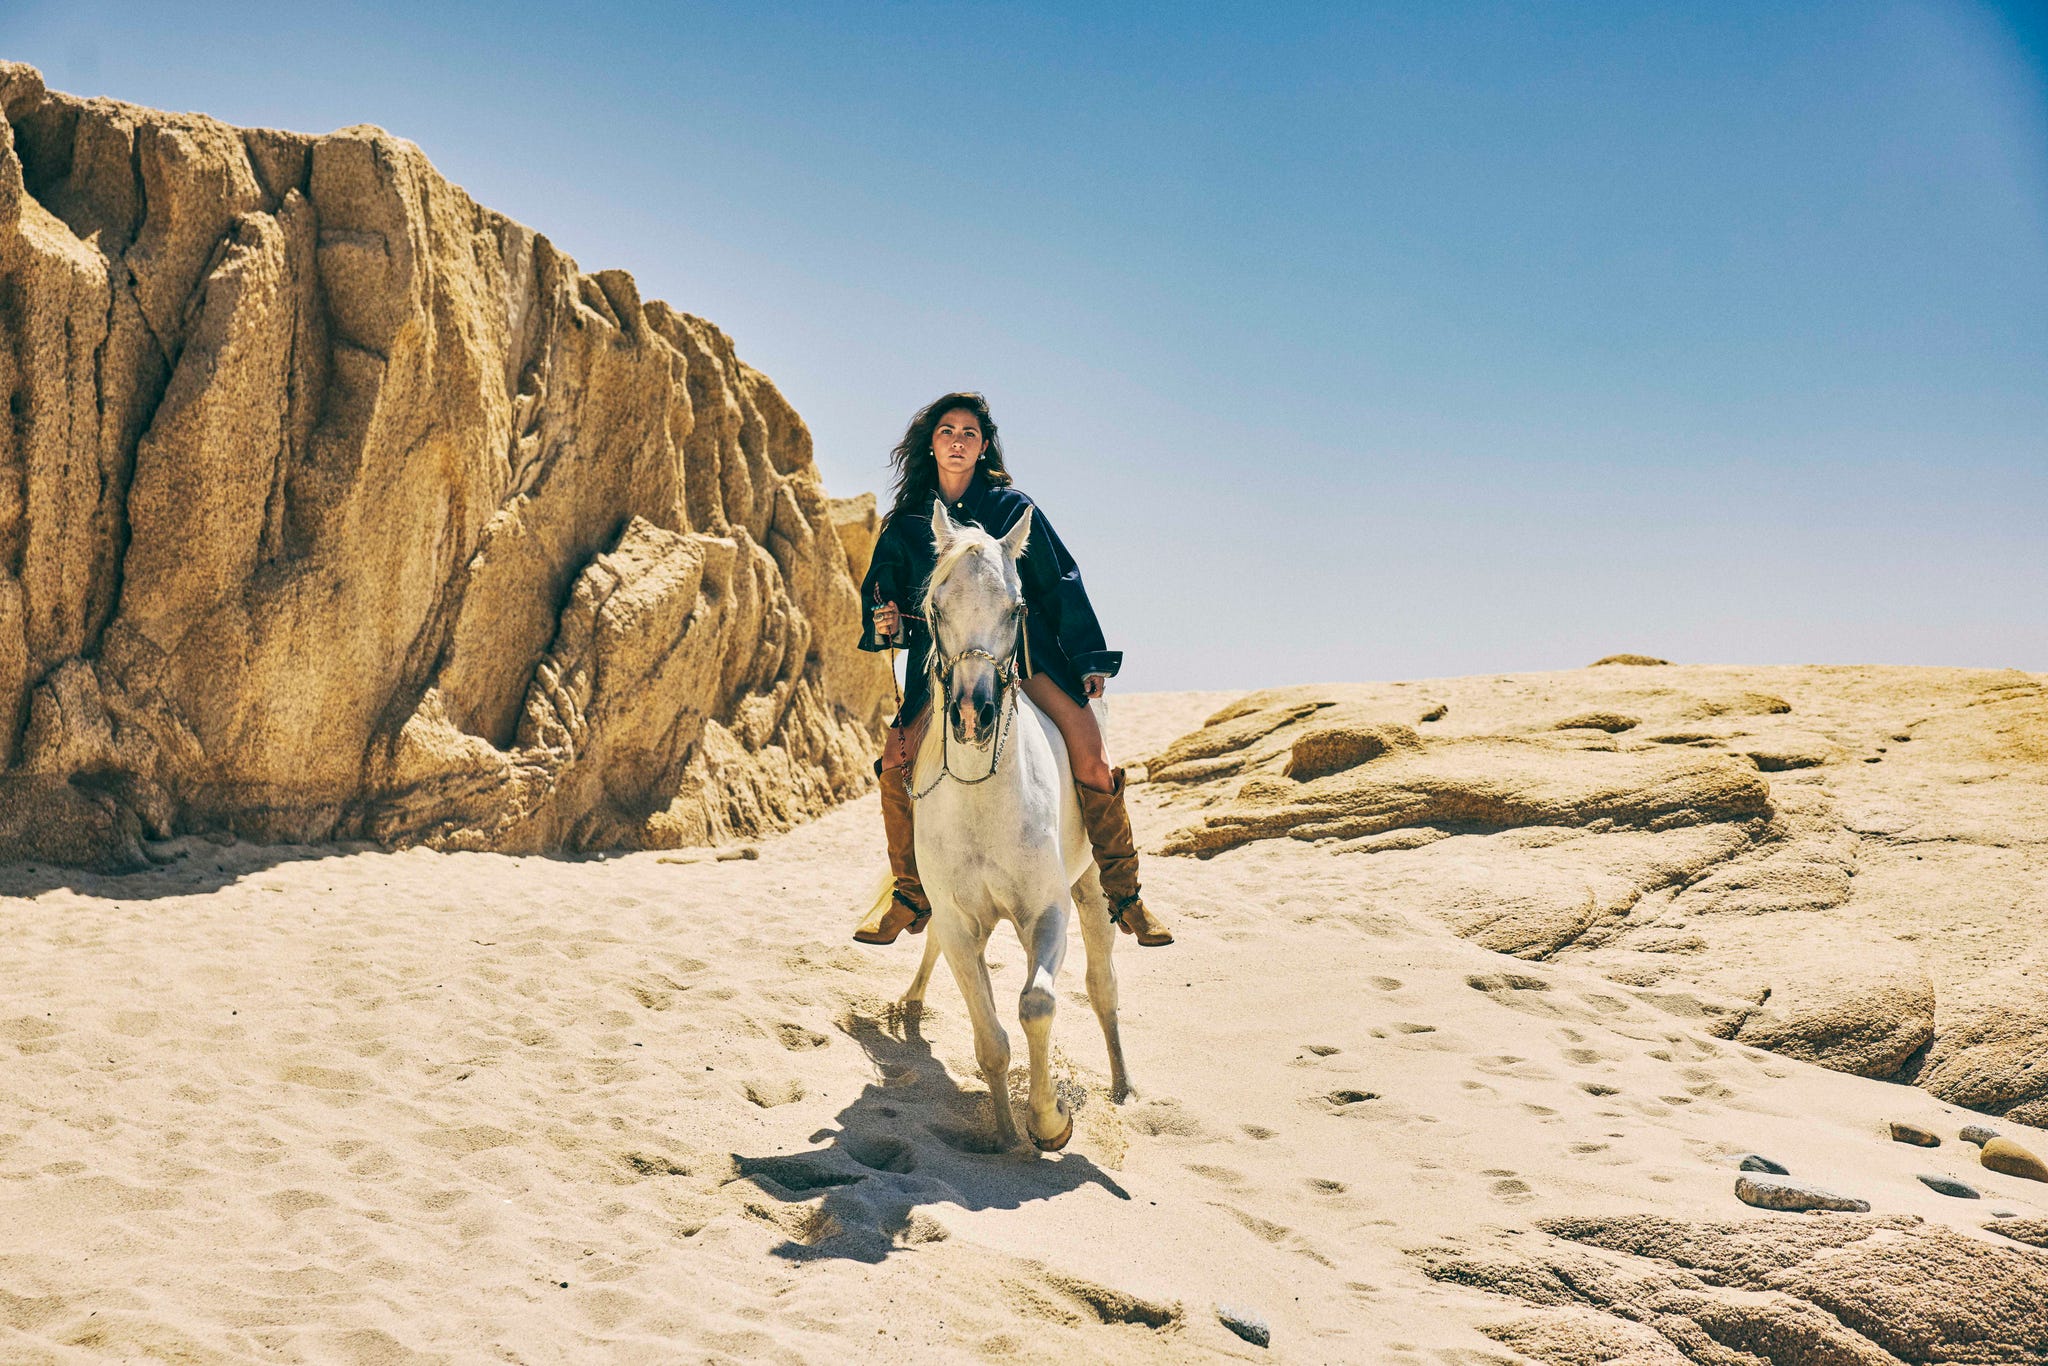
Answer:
[853,392,1174,949]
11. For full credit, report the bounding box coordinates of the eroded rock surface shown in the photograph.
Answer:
[0,64,890,866]
[1143,666,2048,1121]
[1417,1213,2048,1365]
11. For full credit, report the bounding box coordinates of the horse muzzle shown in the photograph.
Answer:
[949,673,1002,747]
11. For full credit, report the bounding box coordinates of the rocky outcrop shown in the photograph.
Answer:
[1141,666,2048,1120]
[1418,1213,2048,1364]
[0,64,891,867]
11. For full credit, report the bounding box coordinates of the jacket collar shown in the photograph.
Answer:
[938,471,990,520]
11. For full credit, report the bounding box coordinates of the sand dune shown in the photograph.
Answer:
[4,683,2047,1363]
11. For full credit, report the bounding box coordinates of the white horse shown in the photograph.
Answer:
[898,501,1131,1152]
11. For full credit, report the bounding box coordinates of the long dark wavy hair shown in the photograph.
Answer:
[883,391,1013,527]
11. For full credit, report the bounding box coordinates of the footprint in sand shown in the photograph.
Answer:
[1475,1055,1556,1081]
[1213,1204,1336,1266]
[1580,1082,1620,1096]
[1002,1267,1181,1332]
[1125,1098,1210,1141]
[1488,1173,1536,1204]
[627,975,690,1010]
[1306,1178,1348,1195]
[927,1122,1008,1156]
[741,1078,806,1108]
[1187,1163,1246,1187]
[773,1023,829,1051]
[845,1135,917,1174]
[1241,1124,1277,1140]
[1367,976,1404,992]
[1313,1089,1380,1114]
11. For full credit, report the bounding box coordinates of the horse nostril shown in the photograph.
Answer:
[977,701,997,731]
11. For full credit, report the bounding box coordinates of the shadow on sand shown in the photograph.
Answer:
[0,834,662,902]
[729,1002,1130,1264]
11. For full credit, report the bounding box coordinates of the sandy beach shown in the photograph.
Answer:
[6,683,2046,1363]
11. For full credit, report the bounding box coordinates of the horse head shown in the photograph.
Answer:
[923,500,1033,749]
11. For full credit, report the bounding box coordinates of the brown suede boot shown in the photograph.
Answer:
[853,764,931,946]
[1075,768,1175,946]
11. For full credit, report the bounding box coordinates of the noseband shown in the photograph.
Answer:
[908,600,1031,800]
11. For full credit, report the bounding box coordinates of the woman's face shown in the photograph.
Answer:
[932,408,987,485]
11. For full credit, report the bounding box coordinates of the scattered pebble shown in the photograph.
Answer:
[1915,1173,1979,1199]
[1737,1154,1789,1175]
[1960,1124,2000,1147]
[1981,1137,2048,1183]
[1888,1121,1940,1148]
[1217,1304,1270,1348]
[1735,1175,1869,1213]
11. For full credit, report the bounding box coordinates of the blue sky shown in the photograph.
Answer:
[7,1,2044,689]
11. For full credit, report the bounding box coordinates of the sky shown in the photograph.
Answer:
[5,1,2044,691]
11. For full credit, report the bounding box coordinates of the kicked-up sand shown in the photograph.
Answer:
[4,679,2047,1363]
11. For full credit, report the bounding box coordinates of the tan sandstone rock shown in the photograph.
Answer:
[0,65,890,866]
[1420,1214,2048,1364]
[1142,665,2048,1116]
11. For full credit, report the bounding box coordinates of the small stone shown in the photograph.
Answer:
[1915,1173,1979,1198]
[1888,1121,1940,1147]
[1738,1154,1789,1175]
[1735,1175,1870,1213]
[1980,1137,2048,1183]
[1960,1124,2000,1147]
[1216,1304,1270,1348]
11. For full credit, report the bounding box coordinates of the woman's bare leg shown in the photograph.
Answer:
[1020,674,1113,792]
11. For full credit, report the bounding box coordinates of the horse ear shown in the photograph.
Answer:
[930,498,957,549]
[1000,506,1034,562]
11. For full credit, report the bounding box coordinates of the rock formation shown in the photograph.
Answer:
[0,64,891,868]
[1141,665,2048,1125]
[1418,1213,2048,1364]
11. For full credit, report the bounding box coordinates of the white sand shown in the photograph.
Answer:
[2,689,2041,1363]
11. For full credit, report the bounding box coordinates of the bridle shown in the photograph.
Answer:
[906,597,1032,800]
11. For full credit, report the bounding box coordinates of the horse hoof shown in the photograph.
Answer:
[1031,1109,1075,1153]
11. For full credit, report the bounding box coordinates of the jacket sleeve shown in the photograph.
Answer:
[1004,495,1122,678]
[858,517,911,654]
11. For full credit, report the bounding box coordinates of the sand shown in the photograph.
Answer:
[3,688,2045,1363]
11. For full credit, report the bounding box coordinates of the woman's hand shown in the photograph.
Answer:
[873,601,901,637]
[1082,673,1108,699]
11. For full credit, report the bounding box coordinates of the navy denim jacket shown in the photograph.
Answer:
[859,473,1121,723]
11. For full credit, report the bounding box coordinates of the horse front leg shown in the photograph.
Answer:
[1018,904,1073,1150]
[936,915,1018,1150]
[901,925,942,1013]
[1072,862,1131,1101]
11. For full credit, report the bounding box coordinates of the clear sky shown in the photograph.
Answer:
[7,1,2044,690]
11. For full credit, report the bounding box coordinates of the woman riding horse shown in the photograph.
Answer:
[854,391,1175,949]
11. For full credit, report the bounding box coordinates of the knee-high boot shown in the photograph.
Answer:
[1074,768,1175,947]
[853,763,932,946]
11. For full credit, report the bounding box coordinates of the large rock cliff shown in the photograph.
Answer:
[0,63,892,867]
